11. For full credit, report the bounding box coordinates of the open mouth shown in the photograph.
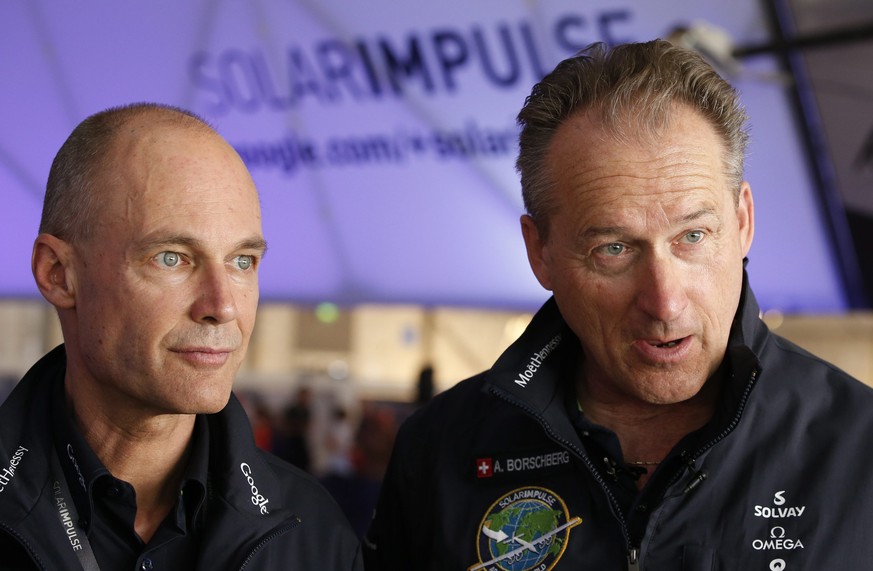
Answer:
[634,336,691,363]
[654,339,682,348]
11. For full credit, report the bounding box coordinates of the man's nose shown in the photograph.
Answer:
[191,263,238,325]
[634,253,690,323]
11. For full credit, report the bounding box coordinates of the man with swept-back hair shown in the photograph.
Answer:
[0,103,362,570]
[516,41,749,230]
[364,40,873,569]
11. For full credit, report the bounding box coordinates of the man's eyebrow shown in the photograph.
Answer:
[134,234,268,255]
[580,208,719,240]
[135,234,199,253]
[581,225,627,239]
[678,207,719,224]
[239,238,268,255]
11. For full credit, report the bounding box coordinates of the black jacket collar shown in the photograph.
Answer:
[484,268,764,452]
[0,345,300,569]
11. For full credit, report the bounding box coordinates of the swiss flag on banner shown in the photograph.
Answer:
[476,458,493,478]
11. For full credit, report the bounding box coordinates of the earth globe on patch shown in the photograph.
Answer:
[485,500,562,571]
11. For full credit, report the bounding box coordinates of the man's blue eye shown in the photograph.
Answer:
[236,255,254,270]
[685,231,704,243]
[159,252,181,267]
[605,243,624,256]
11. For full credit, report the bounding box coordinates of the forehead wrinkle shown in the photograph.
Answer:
[568,157,725,211]
[575,157,719,189]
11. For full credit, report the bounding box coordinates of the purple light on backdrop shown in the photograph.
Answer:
[0,0,848,312]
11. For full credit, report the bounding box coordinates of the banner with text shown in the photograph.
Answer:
[0,0,848,311]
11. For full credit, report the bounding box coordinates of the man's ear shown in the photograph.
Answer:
[32,234,77,310]
[520,214,554,291]
[737,181,755,257]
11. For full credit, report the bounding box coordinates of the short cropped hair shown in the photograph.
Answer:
[40,103,212,243]
[516,40,749,237]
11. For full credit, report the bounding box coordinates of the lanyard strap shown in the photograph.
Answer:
[50,449,101,571]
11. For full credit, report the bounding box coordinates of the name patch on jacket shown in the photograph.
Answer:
[469,486,581,571]
[476,450,570,479]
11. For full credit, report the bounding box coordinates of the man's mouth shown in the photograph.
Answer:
[653,339,683,349]
[633,335,692,364]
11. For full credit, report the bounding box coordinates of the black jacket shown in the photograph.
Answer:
[0,345,363,570]
[364,275,873,570]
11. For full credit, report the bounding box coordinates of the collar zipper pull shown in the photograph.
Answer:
[628,547,640,570]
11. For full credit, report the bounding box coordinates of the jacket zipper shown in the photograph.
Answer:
[0,521,47,570]
[665,369,759,492]
[237,516,302,570]
[489,366,759,571]
[695,368,758,461]
[487,387,636,567]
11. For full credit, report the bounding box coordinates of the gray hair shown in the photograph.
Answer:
[40,103,213,243]
[516,39,749,237]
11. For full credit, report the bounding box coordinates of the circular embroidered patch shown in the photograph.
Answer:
[469,486,581,571]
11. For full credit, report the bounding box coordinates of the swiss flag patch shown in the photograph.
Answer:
[476,458,493,478]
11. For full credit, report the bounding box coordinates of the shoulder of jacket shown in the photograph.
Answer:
[391,369,529,463]
[261,450,355,522]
